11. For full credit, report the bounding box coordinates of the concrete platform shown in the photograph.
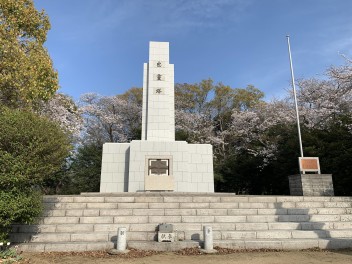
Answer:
[10,193,352,252]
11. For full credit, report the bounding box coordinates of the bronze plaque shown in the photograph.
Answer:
[301,159,318,169]
[149,159,169,175]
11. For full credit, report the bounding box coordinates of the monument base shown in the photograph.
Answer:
[288,174,334,196]
[100,141,214,193]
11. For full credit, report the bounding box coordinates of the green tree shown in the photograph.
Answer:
[0,0,58,108]
[63,144,103,194]
[0,107,71,240]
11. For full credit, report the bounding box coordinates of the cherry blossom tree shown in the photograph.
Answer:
[79,93,141,145]
[37,93,82,140]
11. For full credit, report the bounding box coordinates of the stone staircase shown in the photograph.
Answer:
[10,193,352,252]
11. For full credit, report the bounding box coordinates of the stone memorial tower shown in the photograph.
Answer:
[100,41,214,192]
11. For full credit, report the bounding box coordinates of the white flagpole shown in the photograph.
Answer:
[286,35,304,158]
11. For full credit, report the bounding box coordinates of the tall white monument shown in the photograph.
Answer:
[100,41,214,192]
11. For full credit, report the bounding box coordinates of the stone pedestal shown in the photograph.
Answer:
[288,174,334,196]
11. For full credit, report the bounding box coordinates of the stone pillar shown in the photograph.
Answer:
[117,227,127,251]
[203,226,213,251]
[141,41,175,142]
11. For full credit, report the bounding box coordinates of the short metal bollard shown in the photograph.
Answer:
[203,226,213,251]
[117,227,127,251]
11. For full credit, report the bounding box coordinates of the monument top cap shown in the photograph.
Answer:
[149,41,169,48]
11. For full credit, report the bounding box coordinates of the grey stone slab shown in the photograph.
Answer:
[278,215,310,222]
[333,222,352,229]
[86,203,117,209]
[83,209,100,216]
[42,210,66,217]
[148,203,179,209]
[125,232,149,241]
[94,224,129,232]
[214,216,246,223]
[281,239,318,249]
[257,209,287,215]
[245,240,282,250]
[196,209,227,216]
[163,197,193,203]
[44,243,87,252]
[268,202,296,208]
[114,216,148,224]
[129,223,158,232]
[310,215,341,222]
[99,209,133,216]
[73,197,105,203]
[179,203,209,209]
[133,209,164,216]
[238,202,268,209]
[222,231,256,239]
[182,216,214,223]
[220,197,249,203]
[287,208,315,215]
[164,209,196,216]
[296,202,324,208]
[318,238,352,249]
[316,208,347,215]
[268,222,301,230]
[228,209,257,215]
[56,224,94,233]
[127,241,199,251]
[324,202,352,208]
[276,197,304,202]
[341,215,352,221]
[204,223,236,231]
[104,197,135,203]
[43,217,79,224]
[247,215,279,223]
[80,216,113,224]
[135,196,164,203]
[31,233,71,243]
[214,240,246,249]
[71,233,108,242]
[149,216,182,223]
[210,203,239,209]
[16,243,46,252]
[86,242,114,251]
[256,231,291,239]
[192,197,220,203]
[65,210,83,217]
[236,223,268,231]
[300,222,333,230]
[174,223,202,231]
[248,197,277,202]
[327,230,352,238]
[291,230,327,239]
[118,203,149,209]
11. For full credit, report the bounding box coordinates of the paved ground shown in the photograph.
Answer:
[18,249,352,264]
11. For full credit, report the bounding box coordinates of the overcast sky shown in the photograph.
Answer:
[33,0,352,100]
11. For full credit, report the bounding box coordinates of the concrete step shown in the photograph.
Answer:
[10,231,159,243]
[214,238,352,250]
[127,238,352,251]
[41,207,352,217]
[10,228,352,244]
[15,241,114,252]
[43,201,352,211]
[10,194,352,252]
[32,214,352,226]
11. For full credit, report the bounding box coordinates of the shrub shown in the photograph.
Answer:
[0,107,72,241]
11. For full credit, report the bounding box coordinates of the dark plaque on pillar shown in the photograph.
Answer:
[148,159,169,175]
